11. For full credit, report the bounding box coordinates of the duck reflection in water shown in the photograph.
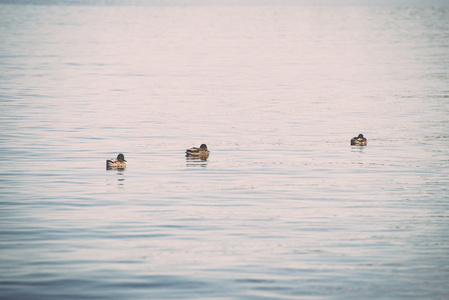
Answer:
[186,157,208,168]
[105,171,126,189]
[106,153,127,170]
[350,134,367,146]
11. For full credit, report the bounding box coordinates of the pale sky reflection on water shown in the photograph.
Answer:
[0,1,449,299]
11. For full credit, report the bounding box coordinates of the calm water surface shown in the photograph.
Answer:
[1,1,449,299]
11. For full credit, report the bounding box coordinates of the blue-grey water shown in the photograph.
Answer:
[1,1,449,299]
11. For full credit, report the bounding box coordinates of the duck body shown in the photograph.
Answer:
[185,144,209,159]
[351,134,367,146]
[106,153,127,170]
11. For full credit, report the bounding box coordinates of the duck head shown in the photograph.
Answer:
[117,153,126,162]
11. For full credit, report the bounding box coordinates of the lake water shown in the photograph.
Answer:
[1,0,449,299]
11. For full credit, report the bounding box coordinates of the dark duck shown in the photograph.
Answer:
[350,134,367,146]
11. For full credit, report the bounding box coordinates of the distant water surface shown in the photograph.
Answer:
[1,1,448,299]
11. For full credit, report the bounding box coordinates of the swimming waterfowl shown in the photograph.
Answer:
[350,134,367,146]
[185,144,210,159]
[106,153,127,170]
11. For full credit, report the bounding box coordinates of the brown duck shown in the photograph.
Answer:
[185,144,210,159]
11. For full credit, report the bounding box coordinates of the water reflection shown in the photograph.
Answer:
[106,170,126,188]
[350,146,366,152]
[186,157,208,168]
[2,3,448,299]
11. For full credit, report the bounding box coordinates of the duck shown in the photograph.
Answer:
[185,144,210,159]
[106,153,127,170]
[350,134,367,146]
